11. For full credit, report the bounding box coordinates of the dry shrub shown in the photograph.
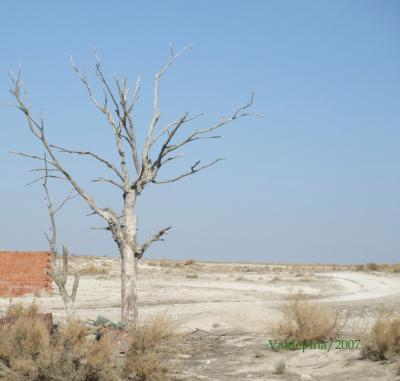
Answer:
[184,259,196,266]
[270,276,281,283]
[356,263,400,273]
[365,263,380,271]
[275,293,339,342]
[81,263,110,275]
[274,360,286,374]
[186,273,198,279]
[5,303,40,319]
[158,259,173,267]
[361,311,400,361]
[123,314,180,381]
[0,304,118,381]
[390,264,400,273]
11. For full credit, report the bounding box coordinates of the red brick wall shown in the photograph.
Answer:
[0,251,52,296]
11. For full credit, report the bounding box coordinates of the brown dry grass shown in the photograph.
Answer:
[361,311,400,361]
[274,293,340,343]
[158,259,173,268]
[270,276,281,283]
[184,259,196,266]
[354,262,400,273]
[0,305,182,380]
[80,263,111,276]
[123,314,180,381]
[0,303,118,380]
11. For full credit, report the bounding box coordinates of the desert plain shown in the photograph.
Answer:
[1,256,399,381]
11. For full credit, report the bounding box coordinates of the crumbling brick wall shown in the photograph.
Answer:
[0,251,52,296]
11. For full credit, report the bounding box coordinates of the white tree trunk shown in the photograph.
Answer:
[121,246,138,326]
[64,300,75,317]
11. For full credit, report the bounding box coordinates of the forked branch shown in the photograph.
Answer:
[41,155,80,315]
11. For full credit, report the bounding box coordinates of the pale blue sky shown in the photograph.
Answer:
[0,1,399,263]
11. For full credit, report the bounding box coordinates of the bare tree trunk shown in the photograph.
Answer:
[121,247,138,326]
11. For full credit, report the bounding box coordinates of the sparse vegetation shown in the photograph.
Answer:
[186,273,198,279]
[270,276,281,283]
[353,262,400,273]
[361,311,400,361]
[274,293,340,343]
[0,304,118,380]
[365,263,380,271]
[123,314,180,381]
[0,304,180,381]
[80,263,111,276]
[159,259,173,268]
[184,259,196,266]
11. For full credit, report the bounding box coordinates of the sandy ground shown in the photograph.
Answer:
[1,257,400,380]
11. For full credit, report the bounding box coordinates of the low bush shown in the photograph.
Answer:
[0,304,118,381]
[365,263,380,271]
[123,314,180,381]
[274,293,340,342]
[361,312,400,361]
[0,305,181,381]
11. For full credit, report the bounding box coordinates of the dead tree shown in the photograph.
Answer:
[10,46,257,327]
[41,156,80,316]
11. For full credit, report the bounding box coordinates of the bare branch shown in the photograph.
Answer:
[71,55,131,188]
[10,75,116,221]
[25,174,67,187]
[142,44,191,166]
[40,156,80,315]
[152,112,204,144]
[54,188,77,214]
[138,226,172,258]
[153,158,225,184]
[161,153,185,166]
[71,273,80,302]
[61,245,68,283]
[50,144,125,182]
[92,177,124,190]
[90,226,111,231]
[162,93,257,159]
[122,77,141,175]
[10,151,58,167]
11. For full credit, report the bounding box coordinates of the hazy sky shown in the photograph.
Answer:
[1,1,399,264]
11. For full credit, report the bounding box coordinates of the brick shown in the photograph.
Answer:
[0,251,53,297]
